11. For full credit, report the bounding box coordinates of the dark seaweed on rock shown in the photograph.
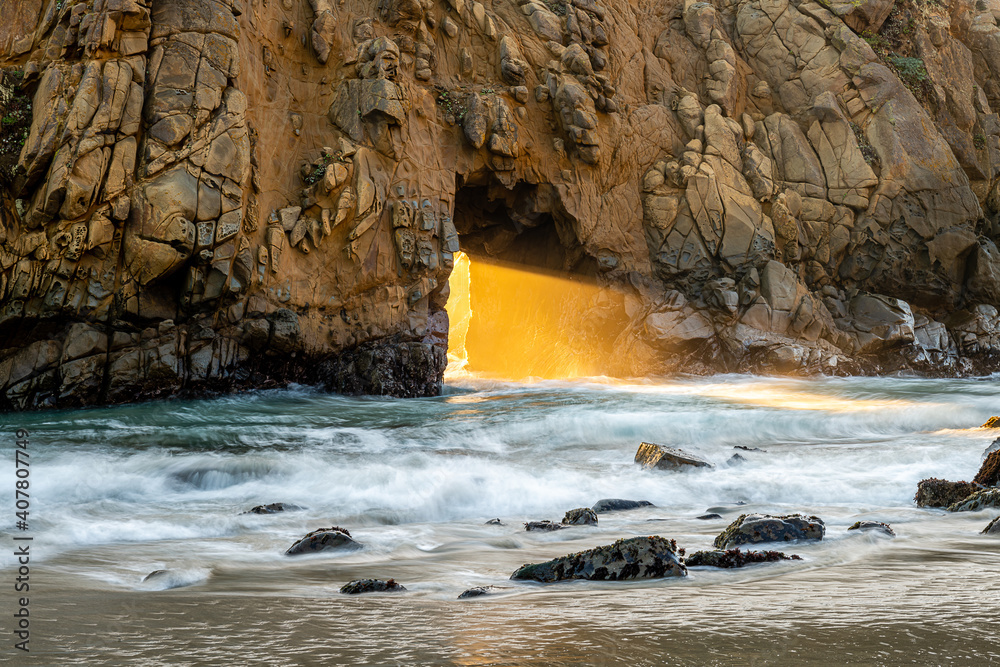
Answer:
[685,549,801,568]
[974,450,1000,486]
[914,478,982,508]
[510,536,687,582]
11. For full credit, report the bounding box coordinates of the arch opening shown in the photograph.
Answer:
[444,183,630,381]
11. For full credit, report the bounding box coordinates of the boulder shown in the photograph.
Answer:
[634,442,713,470]
[592,499,654,513]
[241,502,303,515]
[524,520,565,532]
[847,520,895,537]
[713,514,825,549]
[948,488,1000,512]
[974,450,1000,487]
[696,513,723,520]
[685,549,801,568]
[458,585,508,599]
[984,417,1000,428]
[284,527,361,555]
[484,518,504,525]
[510,536,687,582]
[914,478,981,508]
[982,517,1000,535]
[562,508,598,525]
[340,579,406,594]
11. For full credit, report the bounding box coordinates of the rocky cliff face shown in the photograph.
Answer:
[2,0,1000,409]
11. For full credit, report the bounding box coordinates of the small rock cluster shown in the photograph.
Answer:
[913,417,1000,534]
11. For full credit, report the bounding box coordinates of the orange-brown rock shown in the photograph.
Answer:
[2,0,1000,409]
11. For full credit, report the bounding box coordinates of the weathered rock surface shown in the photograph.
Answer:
[524,520,564,532]
[284,526,361,555]
[592,498,654,513]
[848,520,895,537]
[635,442,713,471]
[714,514,825,549]
[948,488,1000,512]
[340,578,405,594]
[457,585,508,599]
[5,0,1000,409]
[974,450,1000,486]
[983,516,1000,534]
[984,417,1000,428]
[562,507,598,525]
[241,502,303,515]
[914,478,982,508]
[510,536,687,582]
[685,548,801,568]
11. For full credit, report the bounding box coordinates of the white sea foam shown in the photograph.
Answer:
[2,375,996,572]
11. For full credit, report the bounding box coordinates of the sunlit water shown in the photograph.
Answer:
[4,375,1000,664]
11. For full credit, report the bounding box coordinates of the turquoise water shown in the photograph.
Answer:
[4,374,1000,664]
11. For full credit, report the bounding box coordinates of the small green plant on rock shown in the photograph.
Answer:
[850,121,879,168]
[887,55,929,99]
[303,153,333,185]
[0,69,32,187]
[435,88,469,122]
[975,133,987,150]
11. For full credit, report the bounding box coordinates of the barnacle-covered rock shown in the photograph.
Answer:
[974,450,1000,487]
[948,488,1000,512]
[510,536,687,582]
[562,508,598,525]
[685,548,801,568]
[340,578,406,594]
[713,514,825,549]
[914,479,982,508]
[284,526,361,555]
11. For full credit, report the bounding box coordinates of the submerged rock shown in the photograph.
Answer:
[714,514,825,549]
[914,478,982,508]
[726,454,747,465]
[524,520,565,532]
[241,502,303,515]
[734,446,767,452]
[685,549,801,568]
[634,442,713,471]
[948,488,1000,512]
[458,585,509,599]
[285,527,361,555]
[592,499,654,513]
[142,569,169,582]
[983,417,1000,428]
[562,508,598,525]
[982,517,1000,534]
[510,536,687,582]
[696,513,723,520]
[974,450,1000,486]
[848,520,896,537]
[340,579,406,594]
[485,518,504,525]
